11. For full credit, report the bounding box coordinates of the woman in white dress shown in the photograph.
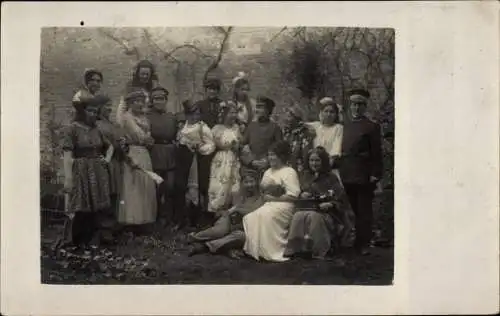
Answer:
[243,140,301,262]
[306,97,344,178]
[207,102,242,216]
[116,90,157,231]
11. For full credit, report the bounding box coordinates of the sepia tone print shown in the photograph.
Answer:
[39,26,394,285]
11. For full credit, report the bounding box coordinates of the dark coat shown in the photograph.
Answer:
[339,117,383,184]
[194,97,222,129]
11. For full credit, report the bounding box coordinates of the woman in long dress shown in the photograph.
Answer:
[243,140,301,262]
[284,147,354,259]
[116,90,157,231]
[62,97,111,251]
[207,102,242,216]
[305,97,344,178]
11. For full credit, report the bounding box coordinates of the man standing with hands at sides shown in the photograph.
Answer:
[147,86,178,227]
[192,77,224,221]
[339,88,383,256]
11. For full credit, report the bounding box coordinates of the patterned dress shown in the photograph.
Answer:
[283,122,315,174]
[207,124,242,214]
[62,121,111,213]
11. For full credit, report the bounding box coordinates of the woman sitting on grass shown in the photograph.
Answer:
[187,168,264,259]
[243,140,301,262]
[284,147,354,260]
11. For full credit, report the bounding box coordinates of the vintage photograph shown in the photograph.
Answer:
[39,26,395,285]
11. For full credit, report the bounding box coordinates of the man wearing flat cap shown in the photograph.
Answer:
[146,86,178,226]
[189,77,224,217]
[339,88,383,255]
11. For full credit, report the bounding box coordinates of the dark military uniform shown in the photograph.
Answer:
[147,108,178,222]
[339,117,383,250]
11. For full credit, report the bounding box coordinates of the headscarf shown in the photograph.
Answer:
[232,71,249,88]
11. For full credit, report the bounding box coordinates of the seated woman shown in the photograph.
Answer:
[187,169,264,258]
[243,141,301,262]
[284,147,354,260]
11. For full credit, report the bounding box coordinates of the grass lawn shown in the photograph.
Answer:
[41,212,394,285]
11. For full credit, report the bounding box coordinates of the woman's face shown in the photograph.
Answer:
[236,83,250,99]
[87,74,102,94]
[350,101,367,120]
[308,152,323,172]
[130,98,145,114]
[84,106,99,125]
[320,105,337,125]
[101,102,113,119]
[242,177,258,193]
[224,107,238,125]
[138,67,152,84]
[268,151,282,169]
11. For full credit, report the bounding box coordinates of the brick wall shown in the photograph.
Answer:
[40,27,394,178]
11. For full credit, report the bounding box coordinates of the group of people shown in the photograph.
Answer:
[62,59,383,262]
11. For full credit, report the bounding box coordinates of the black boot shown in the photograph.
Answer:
[188,243,209,257]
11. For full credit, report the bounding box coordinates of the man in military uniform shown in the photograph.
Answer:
[339,88,383,255]
[147,85,178,226]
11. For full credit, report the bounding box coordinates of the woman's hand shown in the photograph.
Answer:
[300,191,312,199]
[144,136,155,147]
[318,202,333,212]
[263,194,277,202]
[330,155,340,167]
[230,140,240,153]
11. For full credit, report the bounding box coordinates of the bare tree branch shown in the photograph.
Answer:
[142,29,213,63]
[98,28,140,60]
[203,26,234,82]
[270,27,288,42]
